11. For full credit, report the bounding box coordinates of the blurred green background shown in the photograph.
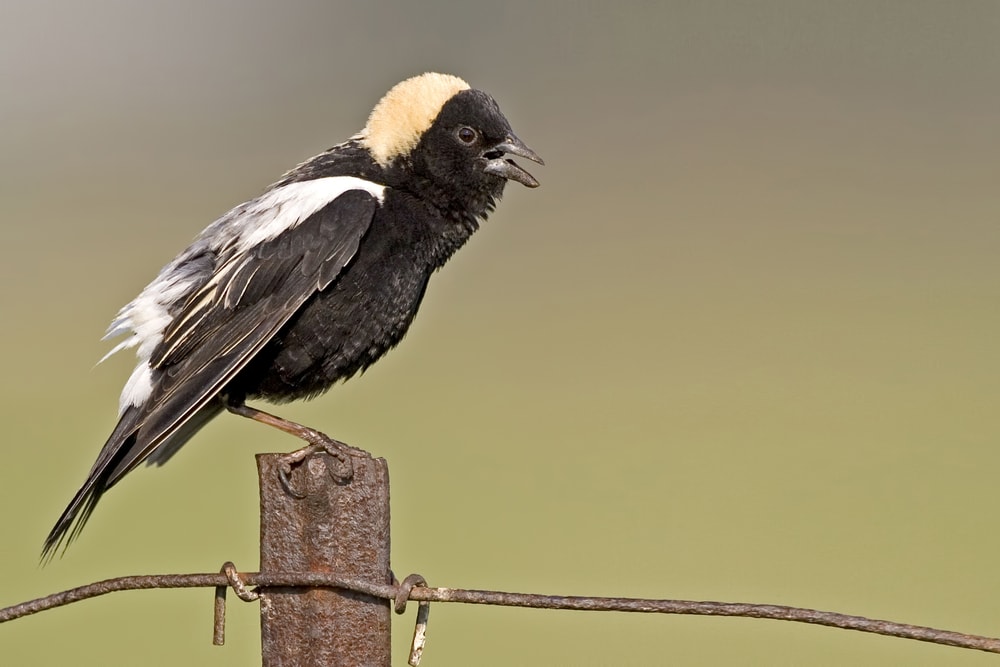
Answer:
[3,1,1000,665]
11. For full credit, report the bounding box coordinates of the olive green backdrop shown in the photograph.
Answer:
[2,1,999,665]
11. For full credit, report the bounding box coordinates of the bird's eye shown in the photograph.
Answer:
[457,127,477,144]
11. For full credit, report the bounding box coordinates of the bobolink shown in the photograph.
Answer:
[44,72,542,557]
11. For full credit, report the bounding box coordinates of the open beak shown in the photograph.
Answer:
[482,134,544,188]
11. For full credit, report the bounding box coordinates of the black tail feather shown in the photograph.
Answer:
[41,434,133,561]
[41,399,224,561]
[42,481,107,562]
[41,407,143,561]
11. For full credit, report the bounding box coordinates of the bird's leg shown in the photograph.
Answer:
[224,400,363,497]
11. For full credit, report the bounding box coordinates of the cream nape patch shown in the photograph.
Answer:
[359,72,470,166]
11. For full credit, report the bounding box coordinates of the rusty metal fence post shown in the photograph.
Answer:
[257,451,391,666]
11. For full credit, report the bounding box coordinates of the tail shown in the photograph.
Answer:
[42,408,143,561]
[42,401,222,561]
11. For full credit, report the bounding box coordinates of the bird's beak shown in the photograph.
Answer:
[483,134,544,188]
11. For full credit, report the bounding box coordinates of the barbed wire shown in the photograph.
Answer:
[2,562,999,658]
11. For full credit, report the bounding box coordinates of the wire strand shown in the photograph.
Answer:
[2,569,998,654]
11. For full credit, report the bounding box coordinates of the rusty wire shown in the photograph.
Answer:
[2,565,1000,655]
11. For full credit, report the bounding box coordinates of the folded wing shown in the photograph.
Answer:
[44,188,380,557]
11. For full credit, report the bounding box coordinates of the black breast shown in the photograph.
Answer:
[227,189,468,403]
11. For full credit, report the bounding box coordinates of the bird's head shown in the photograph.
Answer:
[359,73,543,210]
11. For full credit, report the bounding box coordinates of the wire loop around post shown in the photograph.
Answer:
[213,562,260,646]
[223,562,260,602]
[394,573,427,614]
[392,573,431,667]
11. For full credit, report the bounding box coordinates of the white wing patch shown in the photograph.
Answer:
[230,177,384,255]
[103,176,386,414]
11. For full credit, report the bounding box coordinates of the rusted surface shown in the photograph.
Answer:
[258,450,391,666]
[6,570,1000,655]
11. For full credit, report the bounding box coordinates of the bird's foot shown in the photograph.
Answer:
[277,433,366,498]
[224,400,366,498]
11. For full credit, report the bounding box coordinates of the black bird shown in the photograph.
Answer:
[44,73,542,557]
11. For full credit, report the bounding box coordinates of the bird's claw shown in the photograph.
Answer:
[276,436,362,498]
